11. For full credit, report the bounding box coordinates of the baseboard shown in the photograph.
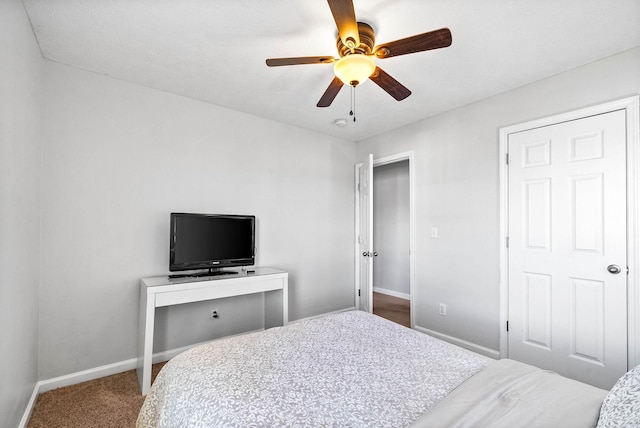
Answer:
[17,306,361,426]
[25,307,359,399]
[414,325,500,359]
[18,329,265,426]
[20,362,138,428]
[289,306,357,324]
[373,287,410,301]
[18,382,41,428]
[32,308,357,394]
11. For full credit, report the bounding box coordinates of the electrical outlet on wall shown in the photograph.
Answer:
[439,303,447,316]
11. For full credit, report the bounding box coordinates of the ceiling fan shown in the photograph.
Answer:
[266,0,452,108]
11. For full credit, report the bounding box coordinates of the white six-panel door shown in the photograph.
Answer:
[508,109,628,389]
[358,154,374,312]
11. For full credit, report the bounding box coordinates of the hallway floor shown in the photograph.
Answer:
[373,292,410,328]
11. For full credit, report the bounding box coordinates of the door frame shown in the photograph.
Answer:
[355,151,416,328]
[498,95,640,369]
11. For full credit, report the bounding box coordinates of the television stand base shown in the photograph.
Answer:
[168,268,238,279]
[192,269,237,278]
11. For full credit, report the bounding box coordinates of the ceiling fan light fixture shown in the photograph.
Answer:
[333,54,375,87]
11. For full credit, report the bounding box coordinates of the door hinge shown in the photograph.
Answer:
[506,320,509,332]
[506,236,509,248]
[358,289,361,297]
[505,153,509,165]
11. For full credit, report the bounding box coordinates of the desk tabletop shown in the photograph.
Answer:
[141,267,287,288]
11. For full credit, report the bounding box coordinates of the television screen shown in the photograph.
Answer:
[170,213,255,274]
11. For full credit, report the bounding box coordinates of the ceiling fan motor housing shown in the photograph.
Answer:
[337,22,375,57]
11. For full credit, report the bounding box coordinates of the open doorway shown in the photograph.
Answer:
[355,151,415,328]
[372,159,411,327]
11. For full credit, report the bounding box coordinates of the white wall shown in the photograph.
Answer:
[357,47,640,352]
[373,160,410,297]
[39,62,356,379]
[0,0,44,425]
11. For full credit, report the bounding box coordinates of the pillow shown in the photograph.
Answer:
[596,364,640,427]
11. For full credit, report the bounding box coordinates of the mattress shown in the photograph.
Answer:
[137,310,491,427]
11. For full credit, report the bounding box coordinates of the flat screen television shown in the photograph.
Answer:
[169,213,255,277]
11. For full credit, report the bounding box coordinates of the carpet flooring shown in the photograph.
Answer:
[27,362,165,428]
[27,298,409,427]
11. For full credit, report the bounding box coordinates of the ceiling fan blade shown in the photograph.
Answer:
[266,56,336,67]
[369,67,411,101]
[317,77,344,107]
[327,0,360,49]
[373,28,452,59]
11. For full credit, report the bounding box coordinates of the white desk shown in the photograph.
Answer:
[137,267,288,394]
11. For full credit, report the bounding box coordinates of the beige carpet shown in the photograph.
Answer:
[28,362,165,428]
[373,291,410,328]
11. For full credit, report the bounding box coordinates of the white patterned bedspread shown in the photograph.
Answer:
[137,310,491,428]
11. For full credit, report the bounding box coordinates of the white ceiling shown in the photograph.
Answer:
[23,0,640,141]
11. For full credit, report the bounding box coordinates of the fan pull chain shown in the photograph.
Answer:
[349,85,356,122]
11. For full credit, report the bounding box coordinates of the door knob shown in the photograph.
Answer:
[607,264,621,274]
[362,251,369,257]
[373,252,378,257]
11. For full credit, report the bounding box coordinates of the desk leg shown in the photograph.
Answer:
[137,286,155,395]
[264,278,288,328]
[282,279,288,325]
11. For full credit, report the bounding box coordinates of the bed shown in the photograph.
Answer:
[137,310,640,427]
